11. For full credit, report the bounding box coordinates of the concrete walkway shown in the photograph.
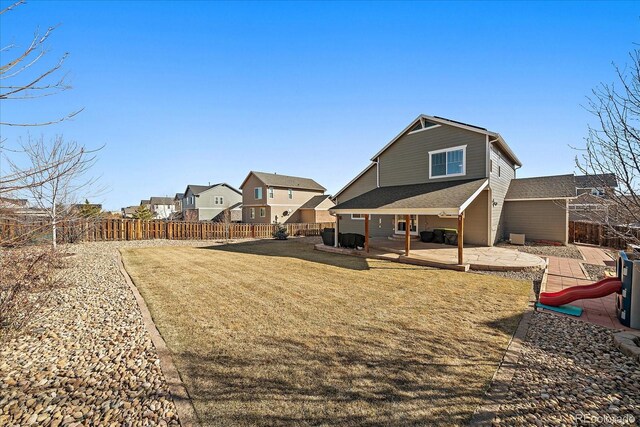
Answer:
[543,245,627,330]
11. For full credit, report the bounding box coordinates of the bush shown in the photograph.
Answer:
[272,223,289,240]
[0,247,64,341]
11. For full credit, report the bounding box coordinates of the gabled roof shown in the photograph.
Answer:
[149,196,173,205]
[333,162,377,200]
[299,195,332,209]
[184,183,242,196]
[240,171,326,192]
[331,179,488,215]
[140,199,150,205]
[174,193,184,201]
[505,174,576,200]
[575,173,617,188]
[370,114,522,167]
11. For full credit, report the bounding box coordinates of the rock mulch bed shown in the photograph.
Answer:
[497,242,583,260]
[0,240,228,427]
[474,267,544,283]
[583,263,615,281]
[492,312,640,426]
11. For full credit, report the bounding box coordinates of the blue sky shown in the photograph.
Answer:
[1,1,638,210]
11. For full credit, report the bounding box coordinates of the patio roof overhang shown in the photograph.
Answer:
[329,178,488,216]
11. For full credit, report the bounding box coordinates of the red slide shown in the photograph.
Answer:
[539,277,622,307]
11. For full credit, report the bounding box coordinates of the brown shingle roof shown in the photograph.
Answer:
[332,179,487,212]
[149,196,173,205]
[241,171,326,191]
[575,173,617,188]
[505,174,576,200]
[299,195,332,209]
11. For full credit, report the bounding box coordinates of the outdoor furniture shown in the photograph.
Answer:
[321,228,335,246]
[420,231,435,242]
[339,232,365,249]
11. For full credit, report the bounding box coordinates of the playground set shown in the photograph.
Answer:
[537,251,640,329]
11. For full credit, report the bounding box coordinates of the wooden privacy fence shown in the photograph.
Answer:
[0,218,335,244]
[569,220,640,249]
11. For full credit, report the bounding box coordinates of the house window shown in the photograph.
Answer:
[254,187,262,199]
[351,214,365,220]
[260,207,266,217]
[214,196,218,204]
[288,189,293,199]
[269,188,274,198]
[250,208,255,219]
[429,145,466,178]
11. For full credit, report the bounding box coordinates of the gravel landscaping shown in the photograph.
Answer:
[492,312,640,426]
[0,239,230,427]
[474,268,544,284]
[583,263,615,281]
[496,241,583,259]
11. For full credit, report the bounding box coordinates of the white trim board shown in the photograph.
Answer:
[504,197,575,202]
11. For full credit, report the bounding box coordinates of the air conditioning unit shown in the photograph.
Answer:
[510,233,525,245]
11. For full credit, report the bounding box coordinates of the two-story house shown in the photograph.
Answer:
[330,115,583,263]
[181,183,242,221]
[149,196,175,219]
[239,171,335,224]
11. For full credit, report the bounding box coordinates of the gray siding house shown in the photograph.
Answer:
[331,115,593,262]
[182,183,242,221]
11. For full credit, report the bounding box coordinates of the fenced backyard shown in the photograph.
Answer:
[0,218,335,244]
[569,220,640,249]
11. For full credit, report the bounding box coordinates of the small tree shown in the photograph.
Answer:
[9,135,101,249]
[575,48,640,246]
[132,205,153,220]
[272,222,289,240]
[77,199,102,218]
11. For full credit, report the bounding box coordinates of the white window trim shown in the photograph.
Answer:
[408,123,442,135]
[428,145,467,179]
[254,187,262,200]
[250,208,255,219]
[259,207,266,217]
[351,214,365,220]
[268,188,274,198]
[288,189,293,199]
[394,214,419,236]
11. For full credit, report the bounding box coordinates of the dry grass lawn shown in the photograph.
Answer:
[121,239,531,427]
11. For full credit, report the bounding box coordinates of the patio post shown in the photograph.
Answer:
[334,216,339,247]
[457,212,464,265]
[364,214,370,253]
[405,214,410,256]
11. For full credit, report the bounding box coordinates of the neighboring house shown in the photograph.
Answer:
[181,183,242,221]
[140,199,151,210]
[0,197,28,209]
[575,173,617,197]
[211,202,243,223]
[331,114,593,250]
[149,197,175,219]
[121,206,138,218]
[173,193,184,213]
[239,171,334,224]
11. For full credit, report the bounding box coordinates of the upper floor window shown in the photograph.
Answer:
[429,145,466,178]
[288,189,293,199]
[268,188,274,198]
[214,196,224,205]
[591,188,605,197]
[254,187,262,199]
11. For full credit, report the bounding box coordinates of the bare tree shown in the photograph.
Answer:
[575,48,640,246]
[9,135,101,248]
[0,1,82,128]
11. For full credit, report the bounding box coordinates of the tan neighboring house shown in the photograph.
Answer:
[331,114,590,258]
[181,183,242,221]
[239,171,335,224]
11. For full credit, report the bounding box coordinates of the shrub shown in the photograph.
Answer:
[0,247,64,341]
[272,223,289,240]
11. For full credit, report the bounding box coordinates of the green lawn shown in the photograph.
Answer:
[121,239,530,427]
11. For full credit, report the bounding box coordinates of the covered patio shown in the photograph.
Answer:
[330,179,490,267]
